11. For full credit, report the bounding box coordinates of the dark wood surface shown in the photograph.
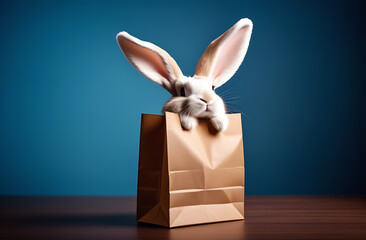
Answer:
[1,196,365,240]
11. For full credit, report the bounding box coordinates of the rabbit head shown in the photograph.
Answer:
[116,18,253,131]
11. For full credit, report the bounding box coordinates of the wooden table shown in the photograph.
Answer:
[1,196,365,239]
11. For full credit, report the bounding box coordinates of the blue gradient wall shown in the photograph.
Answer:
[0,0,365,195]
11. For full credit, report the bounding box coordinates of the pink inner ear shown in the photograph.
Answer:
[211,27,248,80]
[120,38,169,79]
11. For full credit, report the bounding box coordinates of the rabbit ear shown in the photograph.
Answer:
[194,18,253,88]
[116,32,183,95]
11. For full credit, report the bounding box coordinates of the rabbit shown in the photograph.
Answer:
[116,18,253,132]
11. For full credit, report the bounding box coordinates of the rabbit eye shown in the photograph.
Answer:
[212,85,215,91]
[180,87,185,97]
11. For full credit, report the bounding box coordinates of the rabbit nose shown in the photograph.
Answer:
[200,98,207,104]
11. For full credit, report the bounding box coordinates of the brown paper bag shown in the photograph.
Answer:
[136,112,245,228]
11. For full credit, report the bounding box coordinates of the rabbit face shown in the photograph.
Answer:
[174,76,225,118]
[117,18,253,131]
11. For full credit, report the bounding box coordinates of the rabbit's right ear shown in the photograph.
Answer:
[116,32,183,95]
[194,19,253,88]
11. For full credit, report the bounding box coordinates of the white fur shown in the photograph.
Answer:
[162,76,228,131]
[116,19,253,132]
[210,18,253,88]
[179,114,198,130]
[116,31,182,95]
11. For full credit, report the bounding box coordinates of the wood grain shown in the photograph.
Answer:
[1,196,365,240]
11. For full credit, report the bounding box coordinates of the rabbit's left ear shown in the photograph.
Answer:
[194,18,253,88]
[116,32,183,95]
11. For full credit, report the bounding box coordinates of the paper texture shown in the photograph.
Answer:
[136,112,245,227]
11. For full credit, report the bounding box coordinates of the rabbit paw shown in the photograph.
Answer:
[180,115,198,130]
[211,116,228,132]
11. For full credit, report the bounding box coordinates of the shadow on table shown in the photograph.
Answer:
[7,213,248,239]
[13,213,137,227]
[136,220,247,240]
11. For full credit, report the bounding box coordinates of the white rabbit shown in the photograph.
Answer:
[116,18,253,132]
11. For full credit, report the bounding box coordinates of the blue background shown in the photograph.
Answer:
[1,0,365,195]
